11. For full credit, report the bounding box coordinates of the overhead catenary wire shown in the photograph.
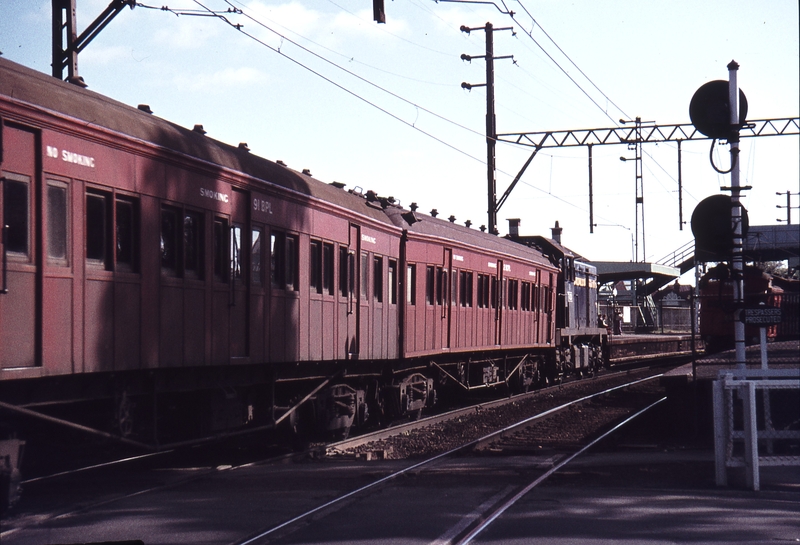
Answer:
[167,1,638,229]
[189,0,488,165]
[191,0,603,217]
[511,0,631,123]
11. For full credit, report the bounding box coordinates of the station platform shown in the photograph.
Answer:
[508,341,799,544]
[658,340,799,432]
[508,448,800,544]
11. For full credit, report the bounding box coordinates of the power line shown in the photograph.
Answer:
[511,0,630,122]
[191,0,489,164]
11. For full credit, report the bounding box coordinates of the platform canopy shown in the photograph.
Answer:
[592,262,680,292]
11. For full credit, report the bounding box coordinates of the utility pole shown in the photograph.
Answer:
[461,23,514,236]
[776,190,799,224]
[52,0,135,85]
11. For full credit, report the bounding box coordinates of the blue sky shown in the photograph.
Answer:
[2,0,798,268]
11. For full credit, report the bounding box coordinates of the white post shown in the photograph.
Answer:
[728,61,747,372]
[741,381,760,491]
[713,378,728,486]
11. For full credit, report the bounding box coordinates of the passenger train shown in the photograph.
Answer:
[0,57,607,508]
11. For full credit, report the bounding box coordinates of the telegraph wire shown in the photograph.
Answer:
[191,0,489,165]
[511,0,631,122]
[175,1,627,224]
[225,1,488,134]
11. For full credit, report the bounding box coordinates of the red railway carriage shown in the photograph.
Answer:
[0,57,565,502]
[385,207,559,391]
[698,264,783,351]
[0,58,404,440]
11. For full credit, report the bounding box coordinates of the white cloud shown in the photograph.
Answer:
[169,65,269,94]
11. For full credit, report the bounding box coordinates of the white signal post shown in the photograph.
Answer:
[727,61,746,370]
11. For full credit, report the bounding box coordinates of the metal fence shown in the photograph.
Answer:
[713,367,800,490]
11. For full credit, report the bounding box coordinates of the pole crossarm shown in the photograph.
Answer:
[497,117,799,149]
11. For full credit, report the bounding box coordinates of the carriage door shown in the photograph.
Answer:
[441,248,452,349]
[229,189,249,359]
[494,259,504,345]
[0,124,39,368]
[340,223,360,359]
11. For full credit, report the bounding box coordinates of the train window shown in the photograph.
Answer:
[508,280,519,310]
[251,227,263,286]
[271,231,298,291]
[323,243,334,296]
[477,274,489,308]
[47,182,68,263]
[388,259,397,305]
[159,206,179,275]
[310,240,322,294]
[339,247,349,297]
[213,218,228,282]
[185,211,205,280]
[544,284,552,313]
[116,197,138,272]
[425,266,434,305]
[286,235,298,291]
[406,264,416,305]
[374,256,383,303]
[460,271,473,307]
[231,224,243,283]
[270,232,283,288]
[490,277,498,309]
[451,270,458,305]
[360,252,368,299]
[87,191,112,269]
[3,177,29,256]
[436,267,445,306]
[521,282,531,311]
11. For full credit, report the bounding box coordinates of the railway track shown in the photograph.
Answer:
[2,364,674,544]
[235,369,669,544]
[327,365,667,460]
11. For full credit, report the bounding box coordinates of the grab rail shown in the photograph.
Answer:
[1,224,8,294]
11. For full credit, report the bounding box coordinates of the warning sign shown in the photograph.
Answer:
[740,307,782,326]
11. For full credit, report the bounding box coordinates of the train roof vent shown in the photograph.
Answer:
[137,104,153,114]
[448,215,457,223]
[238,142,250,152]
[67,75,88,88]
[277,160,286,166]
[410,202,418,211]
[465,220,472,228]
[402,211,420,225]
[193,124,207,135]
[479,225,487,232]
[330,181,346,189]
[430,209,438,217]
[302,169,312,176]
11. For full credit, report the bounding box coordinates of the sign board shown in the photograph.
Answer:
[740,307,782,326]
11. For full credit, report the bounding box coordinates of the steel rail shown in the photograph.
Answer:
[328,368,661,454]
[457,396,668,544]
[233,372,664,545]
